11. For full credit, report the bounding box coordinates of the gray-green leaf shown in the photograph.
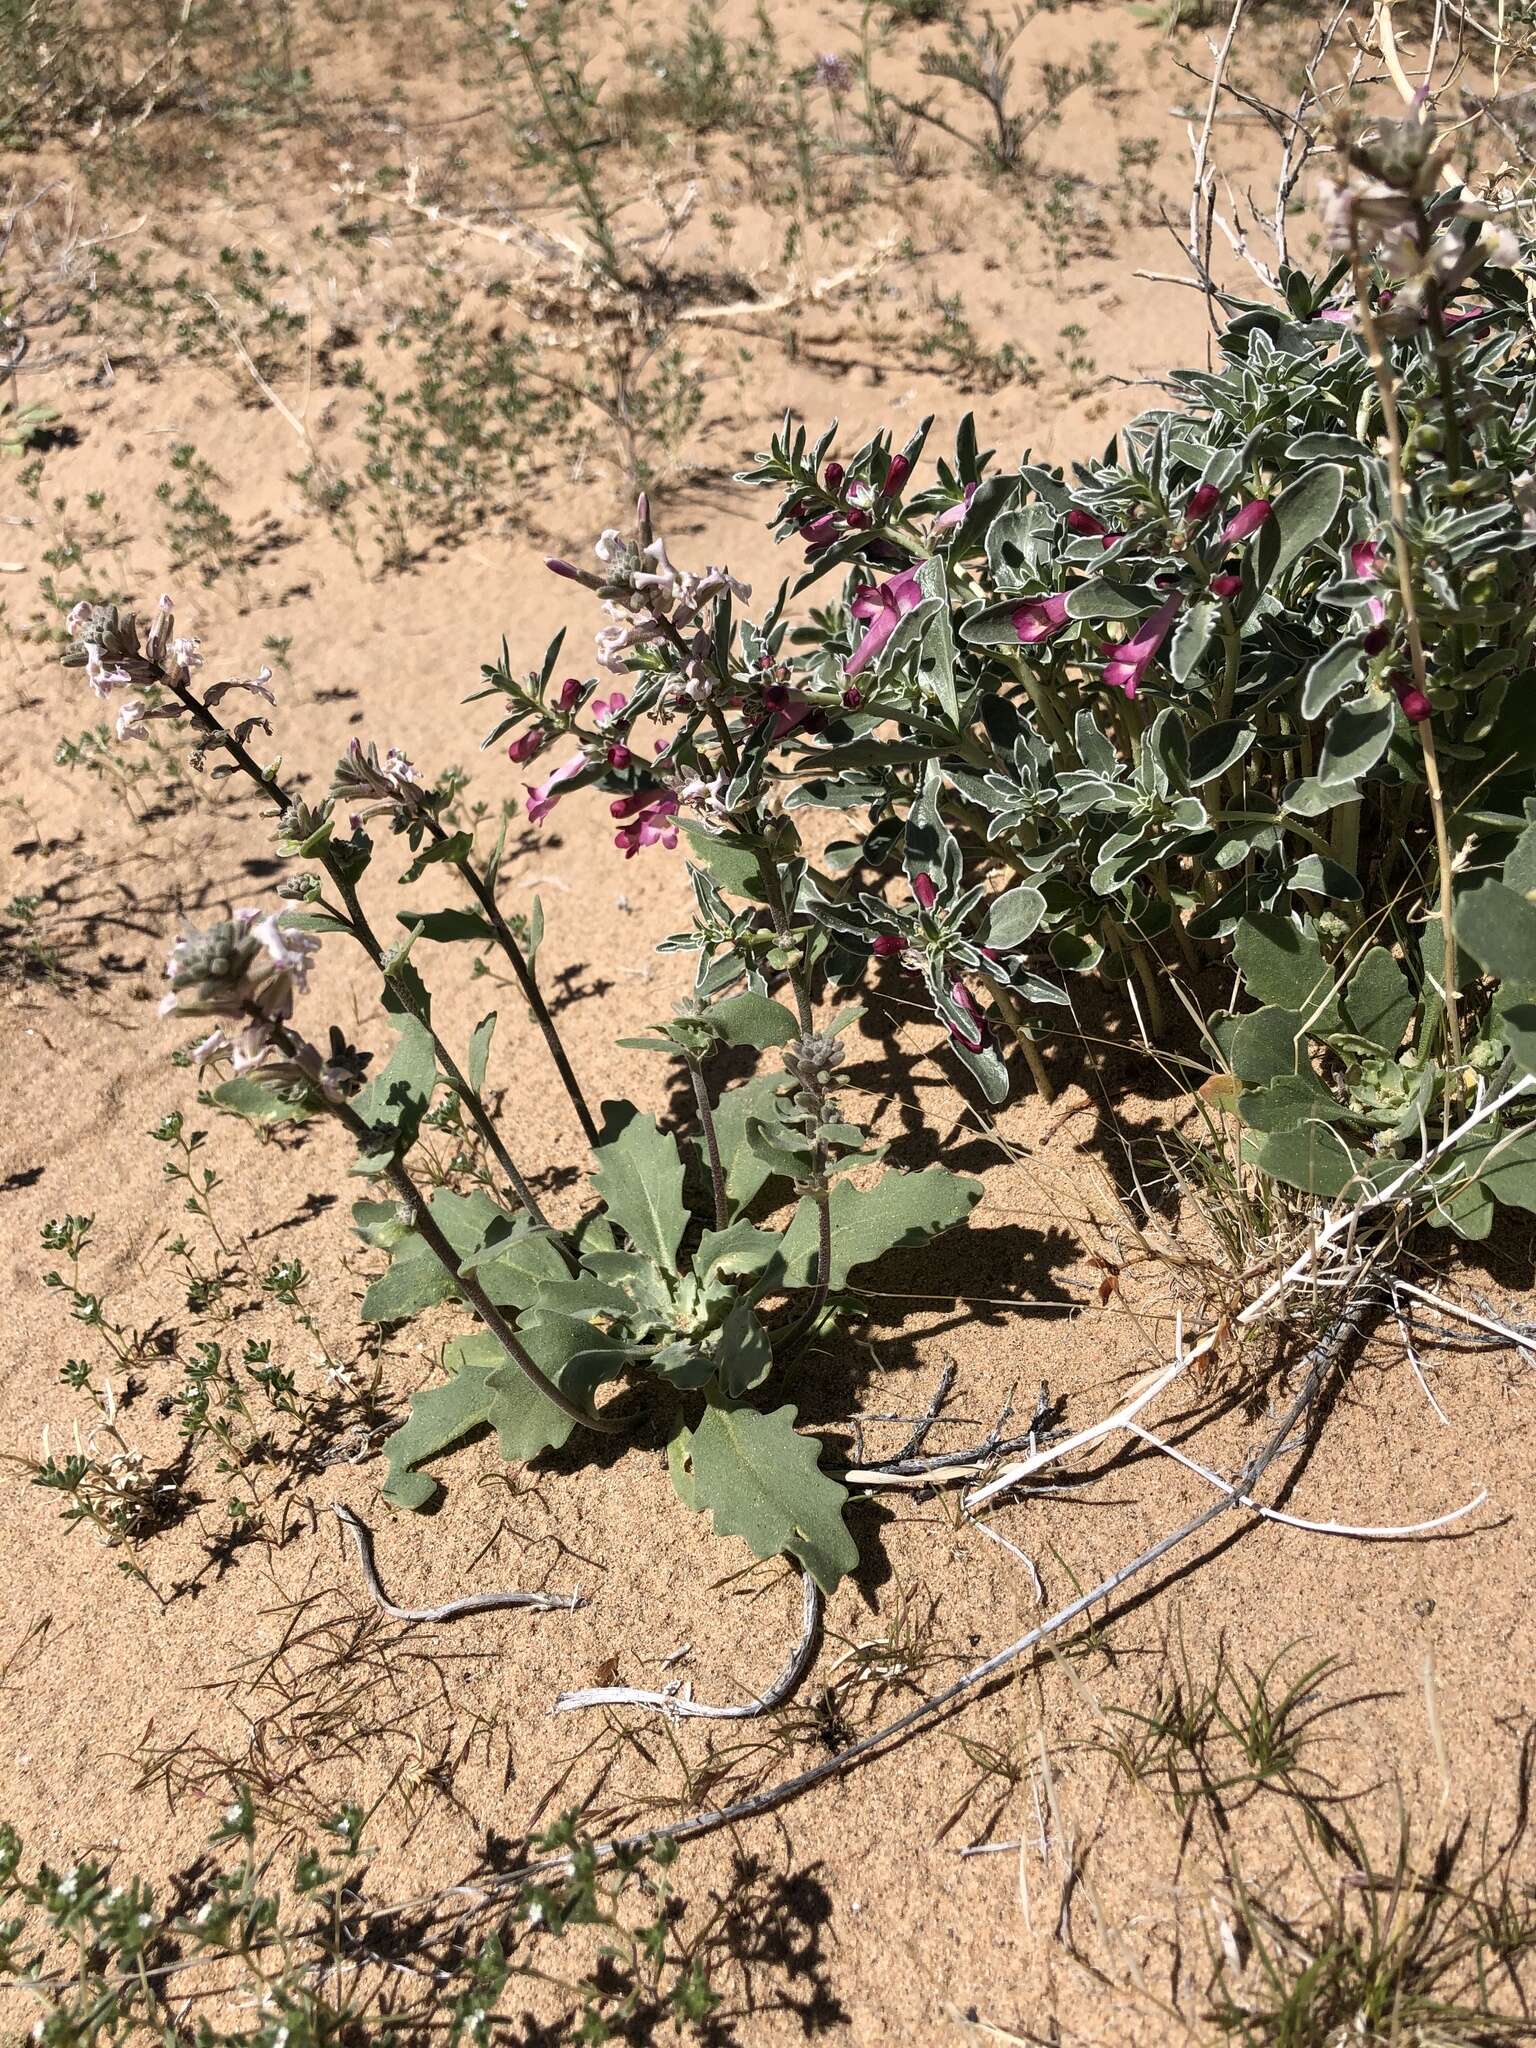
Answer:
[667,1401,857,1592]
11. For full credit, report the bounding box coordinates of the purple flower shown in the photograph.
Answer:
[507,727,546,765]
[1012,593,1071,645]
[590,690,628,729]
[846,566,926,676]
[913,873,938,911]
[872,932,905,958]
[800,511,841,550]
[1220,499,1272,544]
[1351,538,1388,632]
[883,453,912,496]
[1392,673,1432,723]
[607,742,632,769]
[814,50,854,96]
[1186,484,1221,524]
[824,461,845,491]
[524,753,585,825]
[556,676,586,711]
[933,482,978,533]
[1067,508,1115,550]
[1209,572,1243,599]
[613,791,680,858]
[842,684,863,709]
[1101,594,1183,699]
[947,979,988,1052]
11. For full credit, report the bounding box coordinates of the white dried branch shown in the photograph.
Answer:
[552,1570,820,1721]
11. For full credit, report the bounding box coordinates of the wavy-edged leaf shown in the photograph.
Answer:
[667,1401,857,1592]
[1342,947,1413,1054]
[349,1011,437,1176]
[360,1190,564,1323]
[380,1320,625,1510]
[590,1101,689,1272]
[771,1167,983,1292]
[1232,915,1342,1031]
[1458,880,1536,986]
[707,992,799,1048]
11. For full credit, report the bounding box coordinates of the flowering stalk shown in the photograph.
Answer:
[418,814,599,1148]
[77,607,555,1231]
[775,1033,842,1354]
[1350,254,1463,1083]
[686,1054,728,1232]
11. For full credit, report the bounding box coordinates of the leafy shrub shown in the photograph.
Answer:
[521,117,1536,1241]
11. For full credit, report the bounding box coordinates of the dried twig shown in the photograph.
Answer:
[332,1504,582,1621]
[552,1570,821,1722]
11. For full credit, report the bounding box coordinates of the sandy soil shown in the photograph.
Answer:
[3,3,1534,2040]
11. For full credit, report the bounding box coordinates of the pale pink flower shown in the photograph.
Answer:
[847,566,926,676]
[525,753,585,824]
[1102,595,1183,698]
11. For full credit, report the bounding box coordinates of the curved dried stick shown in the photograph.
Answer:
[1122,1421,1489,1541]
[333,1504,582,1621]
[554,1569,821,1721]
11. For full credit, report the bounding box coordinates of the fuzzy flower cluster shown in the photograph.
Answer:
[1317,112,1517,332]
[63,596,277,746]
[547,495,749,676]
[160,910,319,1073]
[330,739,433,827]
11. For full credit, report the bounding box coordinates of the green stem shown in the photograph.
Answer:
[329,863,554,1231]
[687,1054,728,1231]
[426,822,599,1147]
[1216,601,1240,723]
[979,971,1055,1102]
[759,855,814,1032]
[317,1073,622,1437]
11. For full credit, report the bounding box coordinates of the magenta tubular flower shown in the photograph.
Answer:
[947,979,988,1052]
[1209,572,1243,599]
[1067,507,1116,550]
[913,873,938,911]
[524,753,585,824]
[801,511,841,549]
[614,792,680,858]
[1186,483,1221,524]
[556,676,586,711]
[1220,499,1272,544]
[1392,673,1432,723]
[507,726,547,765]
[883,452,912,496]
[1101,594,1183,698]
[1012,592,1071,645]
[1350,539,1382,580]
[590,690,628,729]
[1351,539,1388,629]
[846,566,927,676]
[841,685,863,709]
[872,932,904,958]
[824,461,845,491]
[933,481,978,533]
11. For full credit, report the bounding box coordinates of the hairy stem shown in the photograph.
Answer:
[316,1075,622,1437]
[423,819,599,1147]
[162,672,553,1228]
[687,1054,729,1232]
[1352,254,1463,1087]
[978,971,1055,1103]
